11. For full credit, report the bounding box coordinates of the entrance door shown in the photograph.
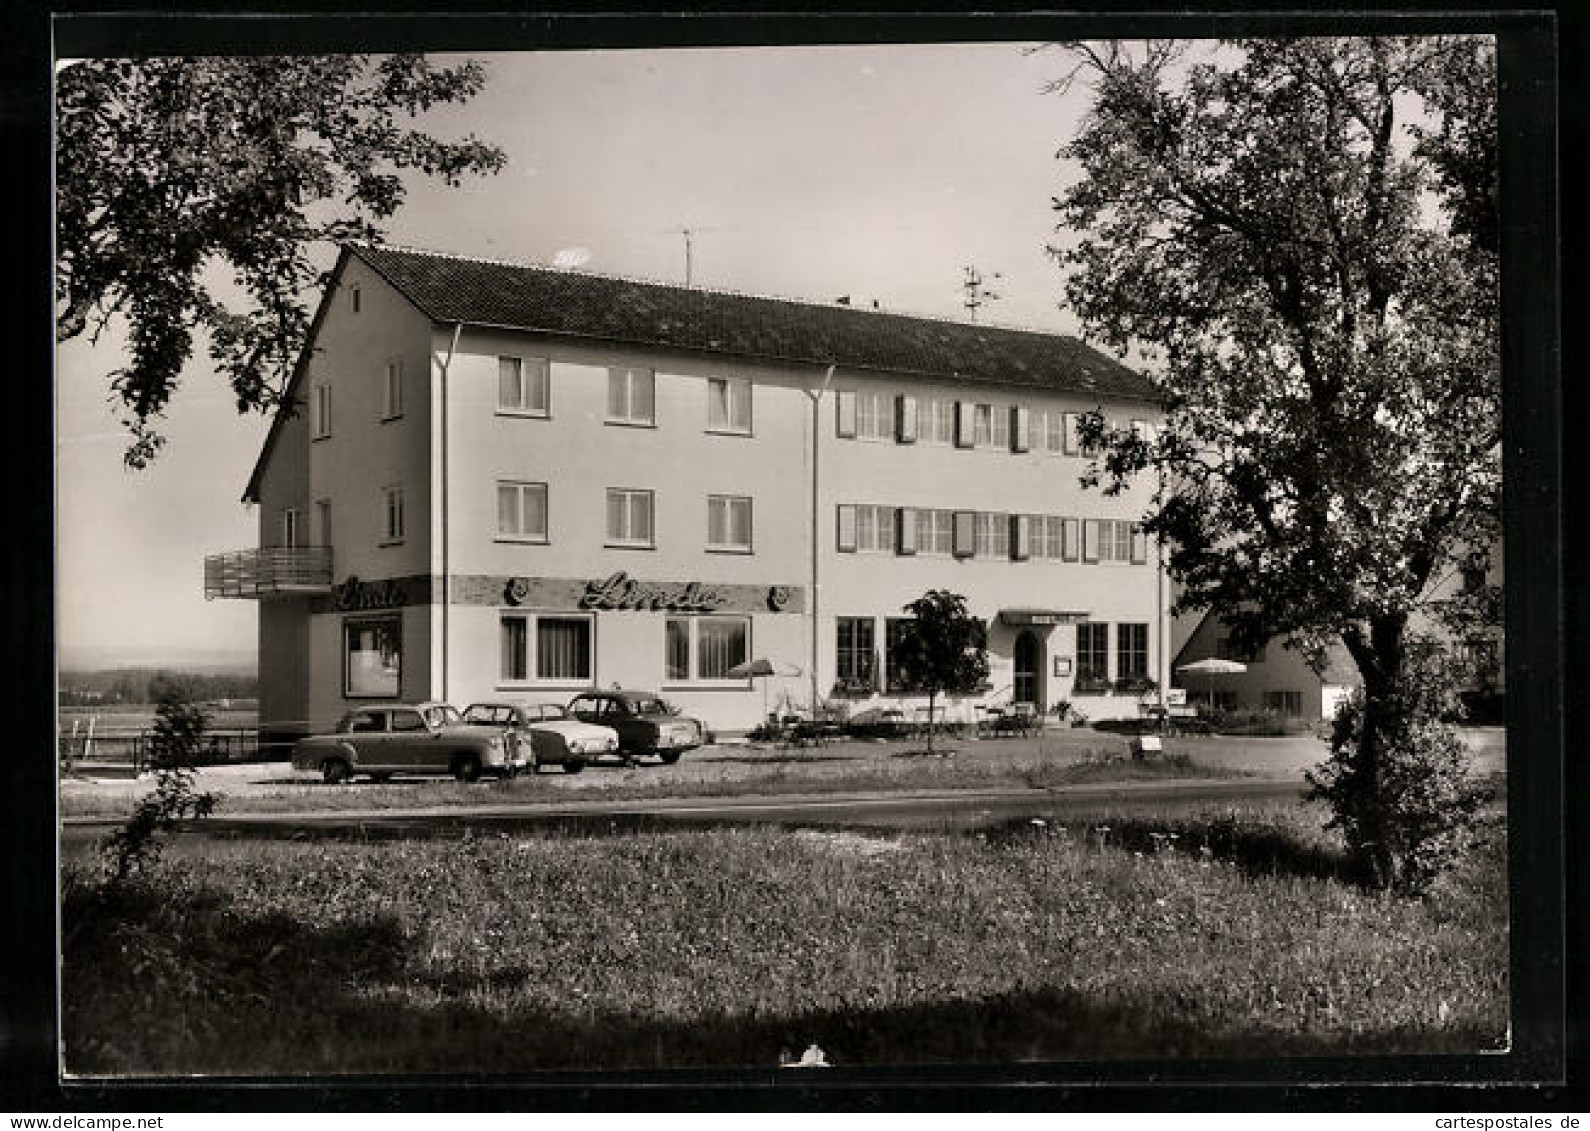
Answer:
[1013,631,1042,708]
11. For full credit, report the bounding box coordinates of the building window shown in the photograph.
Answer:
[382,361,404,420]
[500,614,593,683]
[665,616,749,682]
[707,377,752,434]
[1037,515,1065,559]
[1116,623,1149,685]
[852,504,897,553]
[607,366,655,425]
[350,285,361,314]
[311,383,331,439]
[921,398,955,444]
[315,499,332,547]
[1263,690,1303,717]
[989,405,1009,449]
[345,617,400,698]
[1076,622,1109,689]
[381,485,405,544]
[606,488,655,547]
[707,495,753,552]
[855,391,887,440]
[1044,412,1066,454]
[499,356,550,416]
[282,508,301,549]
[973,403,993,447]
[974,512,1009,558]
[915,508,955,556]
[836,617,876,688]
[885,617,915,693]
[496,481,548,542]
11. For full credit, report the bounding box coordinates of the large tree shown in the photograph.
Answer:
[1051,37,1499,890]
[891,590,991,753]
[56,55,506,467]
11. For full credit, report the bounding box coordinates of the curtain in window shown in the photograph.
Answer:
[666,619,690,681]
[523,485,546,538]
[346,619,401,697]
[697,618,747,679]
[497,484,518,535]
[538,618,591,680]
[500,617,528,681]
[499,357,523,409]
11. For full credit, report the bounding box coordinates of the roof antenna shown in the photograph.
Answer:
[962,265,1003,322]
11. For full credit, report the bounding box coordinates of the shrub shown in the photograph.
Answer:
[101,689,216,882]
[1306,684,1491,895]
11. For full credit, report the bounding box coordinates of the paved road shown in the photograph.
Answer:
[62,777,1308,847]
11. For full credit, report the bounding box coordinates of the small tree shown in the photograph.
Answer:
[101,688,216,882]
[891,590,991,752]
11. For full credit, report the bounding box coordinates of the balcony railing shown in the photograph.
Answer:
[205,546,333,599]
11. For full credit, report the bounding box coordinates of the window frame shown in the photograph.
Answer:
[706,376,753,435]
[1116,622,1150,683]
[1076,622,1110,687]
[380,485,405,545]
[498,611,597,687]
[853,503,896,554]
[973,511,1010,558]
[914,508,954,556]
[706,494,754,553]
[343,615,402,700]
[921,397,956,445]
[606,366,657,427]
[605,487,656,549]
[282,507,301,549]
[495,480,549,544]
[854,391,888,441]
[497,355,551,418]
[382,360,404,421]
[664,615,752,684]
[311,382,332,440]
[835,616,876,687]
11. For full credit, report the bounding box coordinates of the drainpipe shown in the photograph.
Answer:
[438,322,464,702]
[804,365,836,711]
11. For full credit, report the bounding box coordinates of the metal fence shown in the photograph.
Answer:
[59,726,296,776]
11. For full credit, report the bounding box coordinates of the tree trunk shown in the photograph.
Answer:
[926,692,937,753]
[1341,611,1412,888]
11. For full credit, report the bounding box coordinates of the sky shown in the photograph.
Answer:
[55,42,1103,670]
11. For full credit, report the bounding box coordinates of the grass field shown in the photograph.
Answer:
[60,798,1508,1075]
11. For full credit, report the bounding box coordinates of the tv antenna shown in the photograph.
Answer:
[670,226,720,287]
[962,265,1003,322]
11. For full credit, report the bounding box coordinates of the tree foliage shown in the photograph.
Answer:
[56,55,506,467]
[892,590,990,752]
[101,688,216,882]
[1050,37,1499,891]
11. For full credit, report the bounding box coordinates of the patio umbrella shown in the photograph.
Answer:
[1175,657,1248,711]
[727,657,803,721]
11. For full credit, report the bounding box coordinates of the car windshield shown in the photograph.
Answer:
[424,705,462,727]
[632,698,673,716]
[462,705,505,725]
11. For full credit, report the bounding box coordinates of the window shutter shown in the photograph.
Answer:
[1062,518,1081,562]
[1011,406,1030,452]
[896,395,918,444]
[1082,519,1100,563]
[1010,514,1030,560]
[955,402,975,448]
[897,507,917,555]
[1131,524,1148,564]
[836,391,857,439]
[953,510,976,557]
[1063,412,1080,456]
[837,505,857,553]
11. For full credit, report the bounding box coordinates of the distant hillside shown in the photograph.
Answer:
[59,667,259,706]
[59,645,256,675]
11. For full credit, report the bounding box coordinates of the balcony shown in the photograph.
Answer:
[205,546,333,599]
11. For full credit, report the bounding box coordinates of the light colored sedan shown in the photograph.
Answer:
[462,702,619,773]
[292,702,523,784]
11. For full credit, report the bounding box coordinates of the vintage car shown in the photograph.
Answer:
[291,702,523,784]
[567,690,705,764]
[461,702,619,773]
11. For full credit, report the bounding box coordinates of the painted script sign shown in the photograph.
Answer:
[332,575,407,612]
[579,571,727,612]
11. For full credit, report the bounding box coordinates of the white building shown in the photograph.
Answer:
[207,244,1170,742]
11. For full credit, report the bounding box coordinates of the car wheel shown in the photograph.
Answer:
[322,759,351,785]
[452,753,482,783]
[659,750,682,765]
[563,758,585,775]
[370,773,391,784]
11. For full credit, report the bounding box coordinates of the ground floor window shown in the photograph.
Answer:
[1263,690,1303,717]
[836,616,875,688]
[500,613,594,683]
[345,617,401,698]
[1076,622,1109,690]
[666,616,749,681]
[1116,622,1149,687]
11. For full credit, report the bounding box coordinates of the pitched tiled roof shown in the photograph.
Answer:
[353,244,1158,400]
